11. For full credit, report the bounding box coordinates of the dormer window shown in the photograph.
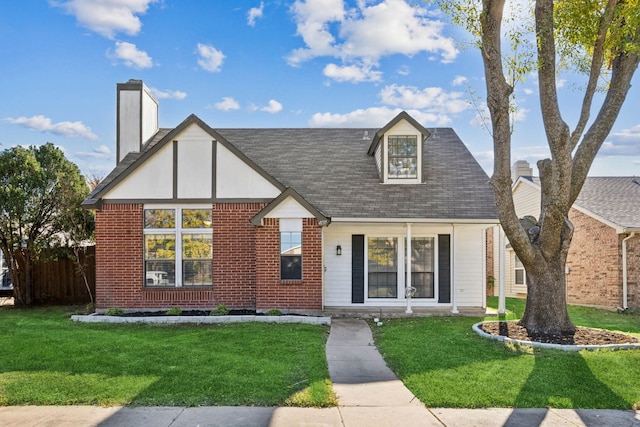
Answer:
[367,111,429,185]
[388,135,418,179]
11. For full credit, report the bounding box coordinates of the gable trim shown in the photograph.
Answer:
[83,114,285,210]
[250,187,329,226]
[367,111,430,156]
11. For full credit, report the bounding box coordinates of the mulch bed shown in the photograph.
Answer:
[480,321,639,346]
[110,309,259,317]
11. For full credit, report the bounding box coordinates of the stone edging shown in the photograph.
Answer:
[472,321,640,352]
[71,313,331,326]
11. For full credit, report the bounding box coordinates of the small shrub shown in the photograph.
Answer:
[166,307,182,316]
[105,307,124,316]
[266,309,282,316]
[210,304,229,316]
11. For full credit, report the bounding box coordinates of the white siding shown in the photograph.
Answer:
[454,225,487,307]
[106,142,174,199]
[216,143,281,199]
[141,87,158,145]
[513,180,541,218]
[265,197,315,219]
[177,125,212,199]
[323,222,487,309]
[118,90,141,162]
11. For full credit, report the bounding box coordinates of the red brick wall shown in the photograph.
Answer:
[95,204,144,309]
[96,203,324,312]
[566,208,621,308]
[96,203,216,310]
[255,218,323,312]
[212,203,265,309]
[624,235,640,308]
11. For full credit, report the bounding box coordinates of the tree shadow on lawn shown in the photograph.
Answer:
[503,349,632,426]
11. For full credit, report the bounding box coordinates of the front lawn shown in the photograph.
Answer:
[373,298,640,409]
[0,306,336,407]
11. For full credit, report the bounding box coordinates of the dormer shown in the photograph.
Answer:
[367,111,430,184]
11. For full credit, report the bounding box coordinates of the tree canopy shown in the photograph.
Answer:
[0,143,92,305]
[435,0,640,335]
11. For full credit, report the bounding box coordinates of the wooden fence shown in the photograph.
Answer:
[32,246,96,305]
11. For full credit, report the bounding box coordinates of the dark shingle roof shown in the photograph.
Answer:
[527,177,640,229]
[84,117,498,221]
[218,127,497,220]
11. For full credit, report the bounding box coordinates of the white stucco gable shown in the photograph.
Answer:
[216,142,281,199]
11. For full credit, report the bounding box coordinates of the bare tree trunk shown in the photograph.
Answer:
[12,249,33,306]
[520,250,574,335]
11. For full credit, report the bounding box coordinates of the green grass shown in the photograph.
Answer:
[373,298,640,409]
[0,306,336,407]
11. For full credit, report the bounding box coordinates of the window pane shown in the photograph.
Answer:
[145,234,176,287]
[145,261,176,286]
[368,237,398,298]
[409,237,434,298]
[144,209,175,228]
[182,234,213,258]
[281,255,302,280]
[182,209,212,229]
[515,269,525,285]
[388,136,418,179]
[145,234,175,259]
[183,260,212,286]
[281,232,302,255]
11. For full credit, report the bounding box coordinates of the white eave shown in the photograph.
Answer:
[329,217,500,224]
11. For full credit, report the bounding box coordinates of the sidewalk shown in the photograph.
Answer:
[0,318,638,426]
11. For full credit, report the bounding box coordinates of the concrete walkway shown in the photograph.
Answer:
[0,318,639,426]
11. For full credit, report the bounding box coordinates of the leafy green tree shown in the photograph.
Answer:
[0,143,92,305]
[436,0,640,335]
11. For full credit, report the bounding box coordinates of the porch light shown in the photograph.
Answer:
[336,245,342,256]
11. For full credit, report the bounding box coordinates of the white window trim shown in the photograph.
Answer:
[143,205,212,287]
[383,134,422,184]
[513,252,527,287]
[364,234,438,302]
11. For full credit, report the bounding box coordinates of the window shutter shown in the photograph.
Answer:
[351,234,365,303]
[438,234,451,303]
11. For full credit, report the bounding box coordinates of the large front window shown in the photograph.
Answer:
[368,237,398,298]
[144,207,212,287]
[408,237,435,298]
[388,135,418,179]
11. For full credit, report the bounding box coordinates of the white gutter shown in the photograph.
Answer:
[451,224,459,314]
[405,223,413,314]
[622,232,636,310]
[330,217,500,224]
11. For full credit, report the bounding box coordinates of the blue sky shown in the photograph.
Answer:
[1,0,639,178]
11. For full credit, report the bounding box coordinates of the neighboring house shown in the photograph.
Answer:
[487,160,640,310]
[83,80,498,315]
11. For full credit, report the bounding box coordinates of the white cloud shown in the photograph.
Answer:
[3,115,98,140]
[323,63,382,83]
[452,76,468,87]
[53,0,158,39]
[151,87,187,100]
[77,145,112,159]
[197,43,225,72]
[253,99,283,114]
[247,2,264,26]
[600,125,640,156]
[288,0,458,80]
[309,106,448,127]
[215,97,241,111]
[379,84,468,114]
[108,41,153,69]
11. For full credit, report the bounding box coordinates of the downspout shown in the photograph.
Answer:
[451,224,459,314]
[622,232,636,310]
[498,226,506,315]
[406,223,412,314]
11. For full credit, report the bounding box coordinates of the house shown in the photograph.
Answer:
[487,160,640,310]
[83,80,498,315]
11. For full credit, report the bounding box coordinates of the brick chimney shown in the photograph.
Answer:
[511,160,533,182]
[116,79,158,164]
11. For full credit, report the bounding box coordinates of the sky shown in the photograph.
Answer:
[1,0,639,178]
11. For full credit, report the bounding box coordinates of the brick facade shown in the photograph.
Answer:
[255,218,323,312]
[95,203,324,312]
[626,236,640,308]
[566,208,622,308]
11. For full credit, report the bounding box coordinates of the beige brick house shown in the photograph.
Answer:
[487,161,640,310]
